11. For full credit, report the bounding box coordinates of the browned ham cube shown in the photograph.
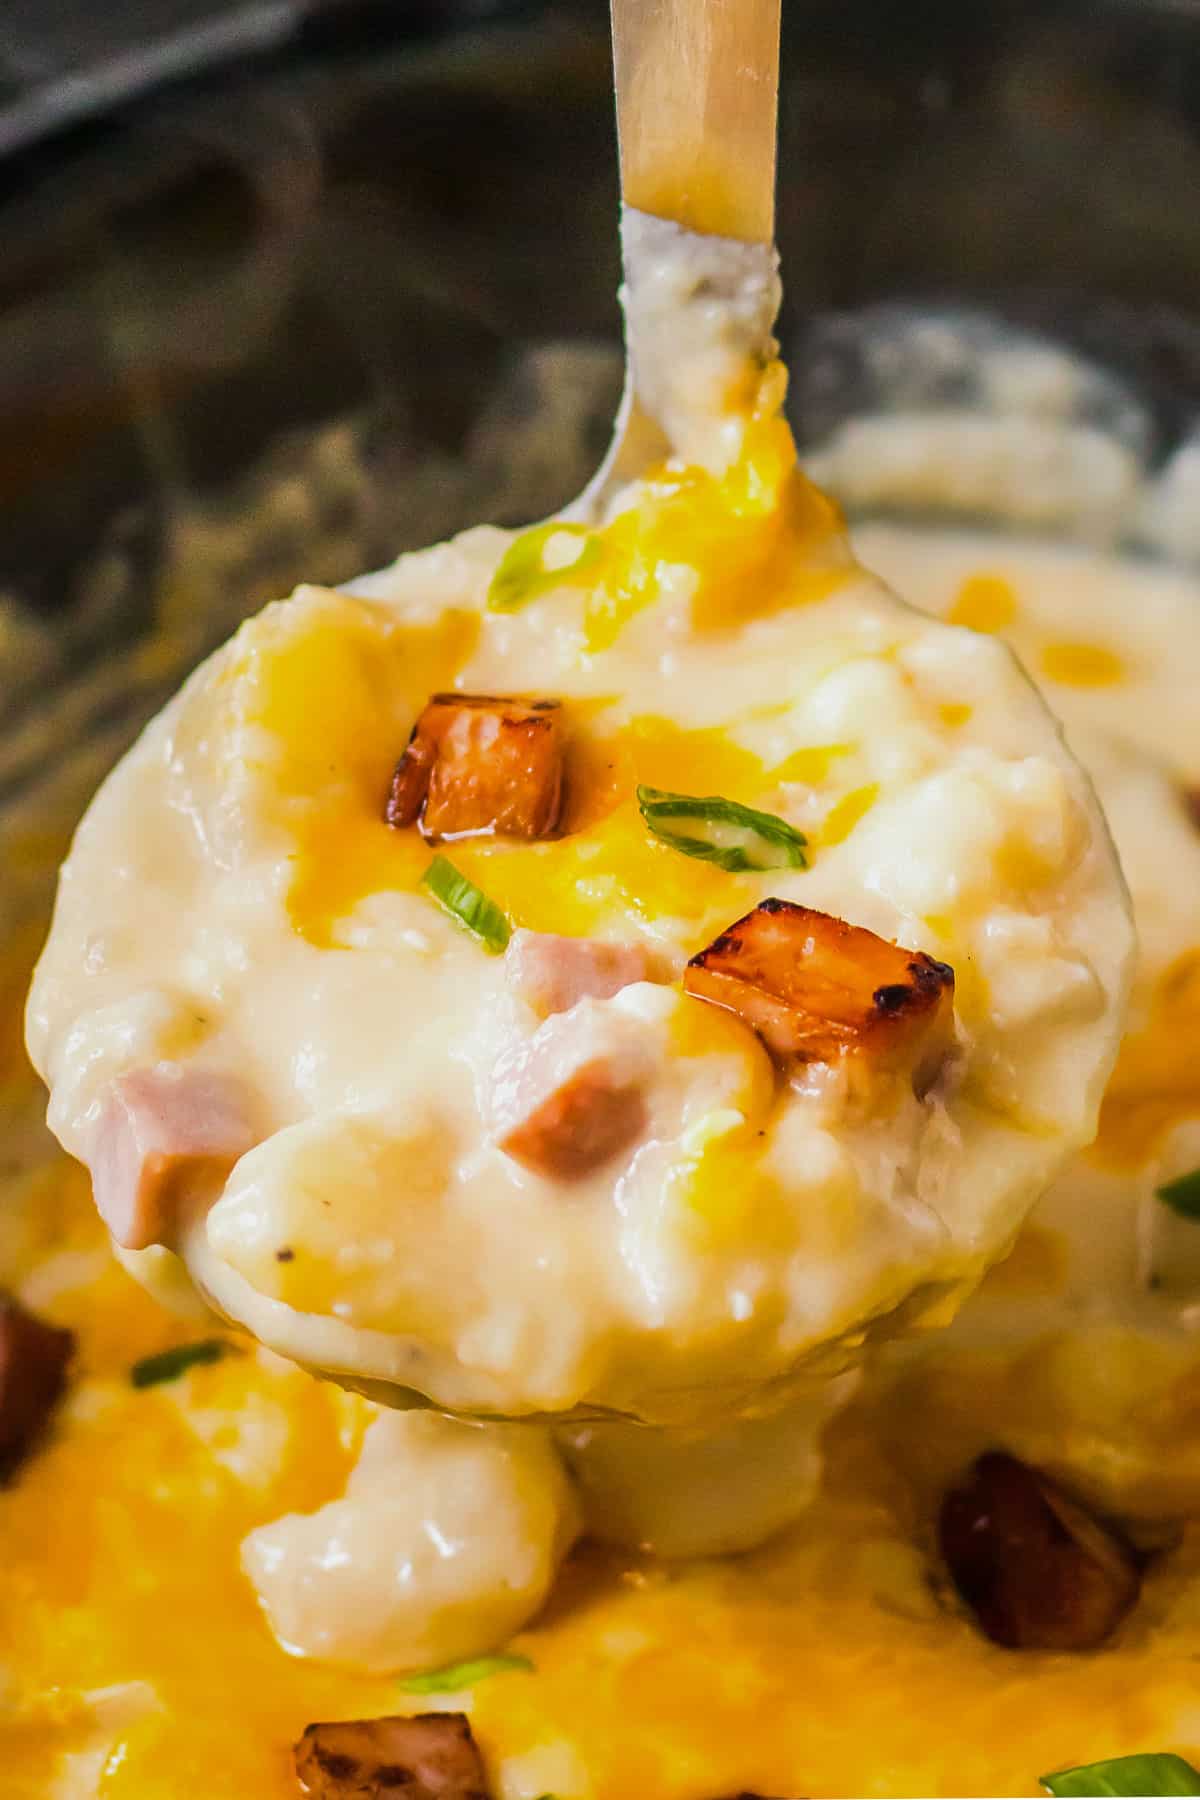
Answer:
[294,1711,490,1798]
[939,1450,1140,1651]
[0,1293,75,1476]
[385,694,565,842]
[683,899,954,1093]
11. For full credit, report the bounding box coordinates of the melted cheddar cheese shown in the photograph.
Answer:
[4,1079,1200,1800]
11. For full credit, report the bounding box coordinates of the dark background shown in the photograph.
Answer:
[2,0,1199,636]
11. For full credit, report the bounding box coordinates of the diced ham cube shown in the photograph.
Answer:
[385,693,565,842]
[294,1711,490,1799]
[502,1066,646,1181]
[0,1293,74,1476]
[505,929,654,1017]
[493,1002,648,1181]
[939,1450,1140,1651]
[683,899,954,1094]
[86,1065,258,1251]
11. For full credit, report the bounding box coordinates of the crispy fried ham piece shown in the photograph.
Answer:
[0,1293,74,1476]
[505,929,654,1017]
[939,1450,1141,1650]
[294,1712,489,1799]
[683,900,954,1092]
[385,694,565,842]
[85,1065,259,1251]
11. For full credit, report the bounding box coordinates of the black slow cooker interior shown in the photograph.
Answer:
[2,0,1198,645]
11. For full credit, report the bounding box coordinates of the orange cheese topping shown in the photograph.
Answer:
[280,668,868,951]
[4,1166,1200,1800]
[1039,642,1127,690]
[283,705,876,951]
[0,846,1197,1798]
[582,425,845,648]
[948,573,1018,635]
[263,389,856,950]
[1095,949,1200,1168]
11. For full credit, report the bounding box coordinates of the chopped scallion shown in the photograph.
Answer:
[421,856,511,953]
[637,785,808,873]
[131,1339,228,1389]
[399,1652,534,1694]
[1156,1168,1200,1220]
[488,523,603,612]
[1040,1754,1200,1796]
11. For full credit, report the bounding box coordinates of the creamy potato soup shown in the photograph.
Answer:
[5,289,1200,1800]
[25,381,1130,1428]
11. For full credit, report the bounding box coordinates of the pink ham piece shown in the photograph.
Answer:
[505,929,654,1017]
[492,1000,649,1181]
[86,1064,258,1251]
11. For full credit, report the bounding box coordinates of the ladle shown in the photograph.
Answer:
[577,0,784,518]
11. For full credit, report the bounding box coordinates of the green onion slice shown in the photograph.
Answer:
[131,1339,228,1389]
[1041,1754,1200,1796]
[637,785,808,873]
[421,855,511,953]
[1156,1168,1200,1220]
[488,523,603,612]
[399,1652,534,1694]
